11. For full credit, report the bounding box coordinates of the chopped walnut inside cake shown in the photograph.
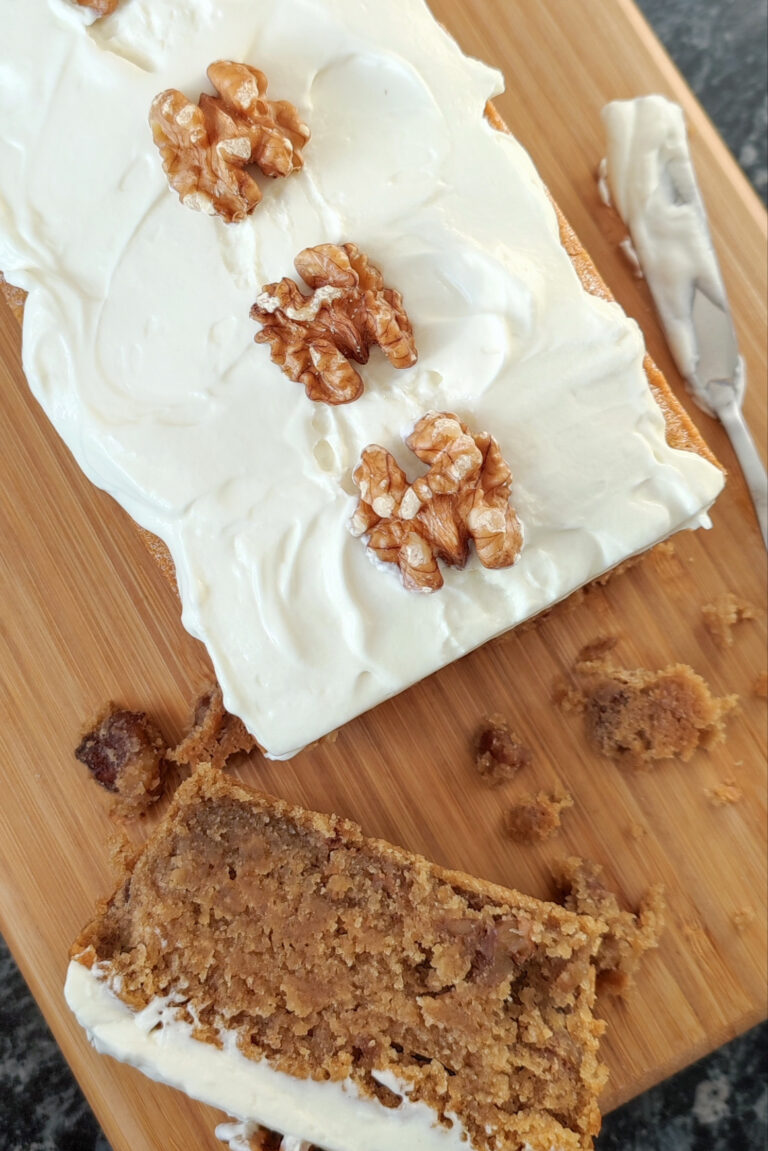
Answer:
[556,641,737,768]
[251,243,416,404]
[701,592,757,648]
[553,856,665,996]
[75,706,168,818]
[351,411,523,592]
[150,62,309,223]
[474,714,532,786]
[168,683,257,771]
[73,0,118,14]
[505,790,574,844]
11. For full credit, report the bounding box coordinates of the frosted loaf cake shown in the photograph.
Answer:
[0,0,724,757]
[66,766,607,1151]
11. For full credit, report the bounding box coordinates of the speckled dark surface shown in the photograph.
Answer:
[636,0,767,204]
[1,2,766,1149]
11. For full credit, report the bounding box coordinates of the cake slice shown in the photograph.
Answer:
[66,766,606,1150]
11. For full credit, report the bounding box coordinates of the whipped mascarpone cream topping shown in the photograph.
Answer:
[0,1,723,756]
[65,959,475,1151]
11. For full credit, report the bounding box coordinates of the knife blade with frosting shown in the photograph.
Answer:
[599,94,767,549]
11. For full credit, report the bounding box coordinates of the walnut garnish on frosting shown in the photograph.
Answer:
[251,243,417,404]
[73,0,119,14]
[149,62,309,224]
[351,411,523,592]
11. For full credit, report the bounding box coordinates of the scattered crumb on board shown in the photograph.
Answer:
[704,779,743,807]
[701,592,757,648]
[473,714,532,786]
[75,683,257,820]
[554,640,738,768]
[504,790,573,843]
[732,907,756,932]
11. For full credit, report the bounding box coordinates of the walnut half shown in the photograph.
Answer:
[351,411,523,592]
[251,243,417,404]
[150,62,309,223]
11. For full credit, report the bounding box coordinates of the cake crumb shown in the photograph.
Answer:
[753,672,768,699]
[553,856,666,996]
[704,779,743,807]
[681,920,710,964]
[551,679,586,715]
[701,592,756,648]
[577,635,619,664]
[732,907,756,932]
[560,643,737,768]
[106,826,140,875]
[648,539,680,578]
[504,790,574,843]
[474,714,532,786]
[626,822,647,841]
[168,683,257,771]
[75,706,168,818]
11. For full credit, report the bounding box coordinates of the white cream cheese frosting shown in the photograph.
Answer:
[65,959,475,1151]
[0,1,723,757]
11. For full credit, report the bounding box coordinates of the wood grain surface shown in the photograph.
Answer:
[0,2,766,1148]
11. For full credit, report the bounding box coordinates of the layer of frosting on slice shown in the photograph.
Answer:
[65,959,474,1151]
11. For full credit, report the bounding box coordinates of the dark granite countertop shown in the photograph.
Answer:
[1,1,766,1149]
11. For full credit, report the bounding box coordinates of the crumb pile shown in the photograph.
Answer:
[555,639,737,767]
[75,684,256,817]
[72,767,607,1151]
[553,857,665,997]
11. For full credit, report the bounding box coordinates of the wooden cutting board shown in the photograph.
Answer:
[0,1,765,1147]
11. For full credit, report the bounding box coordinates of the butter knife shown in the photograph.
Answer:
[690,285,767,547]
[600,95,768,549]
